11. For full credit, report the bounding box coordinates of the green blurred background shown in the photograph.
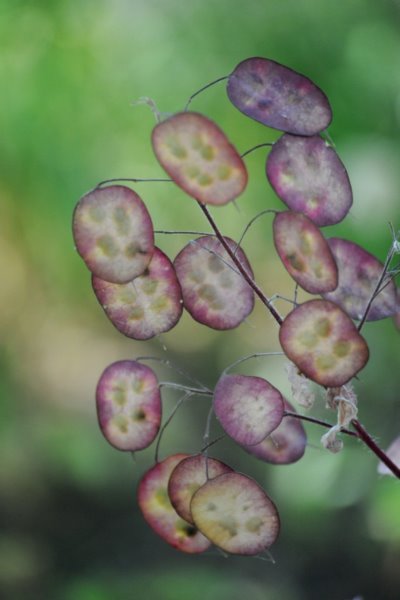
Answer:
[1,0,399,598]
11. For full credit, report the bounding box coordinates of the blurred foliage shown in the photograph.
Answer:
[0,0,399,598]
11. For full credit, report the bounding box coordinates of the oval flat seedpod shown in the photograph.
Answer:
[174,236,254,330]
[273,211,338,294]
[152,112,247,205]
[72,185,154,283]
[137,454,211,554]
[323,238,399,321]
[227,57,332,136]
[168,454,233,524]
[92,247,183,340]
[96,360,161,451]
[190,472,280,555]
[213,374,284,446]
[242,400,307,465]
[279,299,369,387]
[266,134,352,226]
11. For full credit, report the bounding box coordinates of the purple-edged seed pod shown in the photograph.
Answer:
[227,57,332,136]
[190,472,280,555]
[96,360,161,451]
[73,185,154,283]
[279,299,369,387]
[168,454,233,524]
[273,211,338,294]
[92,247,183,340]
[137,454,211,553]
[213,374,284,446]
[174,236,254,330]
[152,112,247,205]
[323,238,399,321]
[266,134,352,226]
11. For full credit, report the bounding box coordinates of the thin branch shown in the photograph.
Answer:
[234,209,277,255]
[240,142,274,158]
[159,381,212,396]
[155,229,213,236]
[351,419,400,478]
[358,231,398,331]
[198,203,283,325]
[284,411,358,438]
[184,75,229,111]
[154,391,192,463]
[136,356,211,392]
[96,177,173,188]
[223,352,284,375]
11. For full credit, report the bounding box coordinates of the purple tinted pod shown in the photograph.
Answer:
[191,472,280,555]
[323,238,399,321]
[227,57,332,136]
[266,134,352,226]
[273,211,338,293]
[168,454,233,524]
[279,299,369,387]
[96,360,161,451]
[174,236,254,330]
[152,112,247,205]
[137,454,211,553]
[72,185,154,283]
[213,374,284,446]
[93,247,183,340]
[242,400,307,465]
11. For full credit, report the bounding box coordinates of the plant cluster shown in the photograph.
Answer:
[72,57,400,557]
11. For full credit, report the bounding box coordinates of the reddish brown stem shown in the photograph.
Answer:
[198,203,283,325]
[351,419,400,479]
[284,411,358,438]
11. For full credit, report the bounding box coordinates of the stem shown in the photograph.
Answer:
[159,381,212,396]
[154,391,192,463]
[136,356,212,392]
[184,75,229,111]
[96,177,173,188]
[155,229,213,236]
[223,351,284,375]
[234,209,277,255]
[351,419,400,478]
[198,203,283,325]
[358,243,396,332]
[240,142,274,158]
[284,411,358,438]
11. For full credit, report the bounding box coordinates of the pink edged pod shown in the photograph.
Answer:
[273,211,338,294]
[168,454,233,524]
[92,247,183,340]
[213,374,284,446]
[72,185,154,283]
[152,112,247,205]
[242,400,307,465]
[323,238,399,321]
[190,472,280,555]
[137,454,211,553]
[227,57,332,136]
[279,299,369,387]
[266,134,352,226]
[173,236,254,330]
[96,360,161,451]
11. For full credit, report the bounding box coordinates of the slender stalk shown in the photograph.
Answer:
[284,411,358,438]
[96,177,173,188]
[223,351,284,375]
[154,391,192,463]
[234,209,277,255]
[240,142,274,158]
[159,381,212,396]
[184,75,229,111]
[198,203,283,325]
[358,243,396,331]
[351,419,400,478]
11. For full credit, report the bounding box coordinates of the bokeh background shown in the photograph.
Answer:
[1,0,400,598]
